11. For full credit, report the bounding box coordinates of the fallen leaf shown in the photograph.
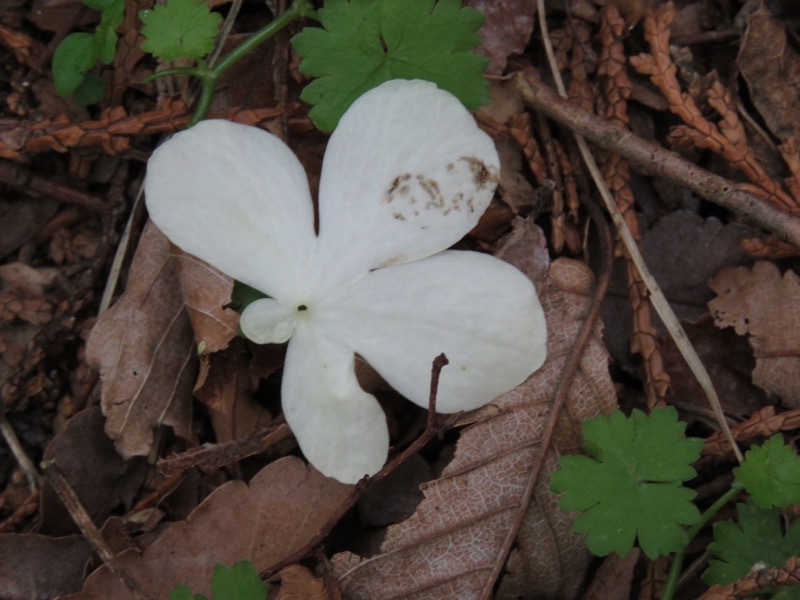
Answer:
[738,6,800,143]
[602,211,751,369]
[39,407,148,536]
[195,338,272,443]
[581,549,641,600]
[276,564,341,600]
[174,250,239,354]
[468,0,537,75]
[709,261,800,407]
[86,221,195,457]
[331,223,617,599]
[64,456,352,600]
[0,533,90,600]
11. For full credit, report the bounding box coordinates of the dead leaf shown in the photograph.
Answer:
[64,456,352,599]
[276,564,341,600]
[39,407,147,536]
[331,225,617,599]
[709,261,800,407]
[0,533,90,600]
[174,250,239,354]
[602,211,751,369]
[195,338,272,443]
[738,6,800,143]
[86,221,195,458]
[0,198,59,260]
[468,0,537,75]
[582,549,641,600]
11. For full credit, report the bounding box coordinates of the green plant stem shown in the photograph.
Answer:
[661,481,745,600]
[189,0,318,125]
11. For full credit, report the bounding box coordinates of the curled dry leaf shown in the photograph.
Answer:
[332,222,617,599]
[64,457,352,600]
[709,261,800,407]
[86,221,195,458]
[276,564,341,600]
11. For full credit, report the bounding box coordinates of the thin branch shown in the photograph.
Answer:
[514,74,800,247]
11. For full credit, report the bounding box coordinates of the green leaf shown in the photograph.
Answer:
[550,407,703,559]
[211,561,267,600]
[169,584,207,600]
[291,0,490,131]
[95,0,125,64]
[734,435,800,509]
[140,0,223,61]
[703,501,800,598]
[52,32,99,96]
[71,72,106,105]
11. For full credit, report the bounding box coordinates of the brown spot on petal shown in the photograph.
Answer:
[460,156,498,190]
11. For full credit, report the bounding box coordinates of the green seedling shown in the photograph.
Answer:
[170,560,267,600]
[52,0,124,104]
[552,409,800,599]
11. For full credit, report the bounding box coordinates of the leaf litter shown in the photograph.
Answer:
[1,0,800,598]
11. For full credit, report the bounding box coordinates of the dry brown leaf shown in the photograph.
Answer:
[39,407,148,536]
[468,0,536,75]
[602,211,751,370]
[738,6,800,144]
[0,533,91,600]
[195,338,272,443]
[709,261,800,407]
[65,456,352,599]
[331,224,617,599]
[276,564,341,600]
[86,221,195,458]
[581,549,641,600]
[174,251,239,354]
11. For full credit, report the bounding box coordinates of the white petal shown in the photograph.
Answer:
[240,298,295,344]
[144,120,316,300]
[282,321,389,484]
[319,251,546,413]
[315,80,500,287]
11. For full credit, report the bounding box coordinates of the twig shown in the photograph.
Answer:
[157,423,293,477]
[41,460,149,599]
[263,354,449,577]
[0,161,107,213]
[0,414,40,491]
[514,74,800,247]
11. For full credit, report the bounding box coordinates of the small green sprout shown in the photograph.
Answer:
[170,560,267,600]
[52,0,124,104]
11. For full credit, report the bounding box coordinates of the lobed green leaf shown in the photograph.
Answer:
[734,435,800,509]
[550,407,703,559]
[140,0,222,61]
[291,0,490,132]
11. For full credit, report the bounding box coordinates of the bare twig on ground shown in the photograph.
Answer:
[514,75,800,247]
[0,414,40,491]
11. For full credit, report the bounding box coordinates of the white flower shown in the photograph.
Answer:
[144,79,547,484]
